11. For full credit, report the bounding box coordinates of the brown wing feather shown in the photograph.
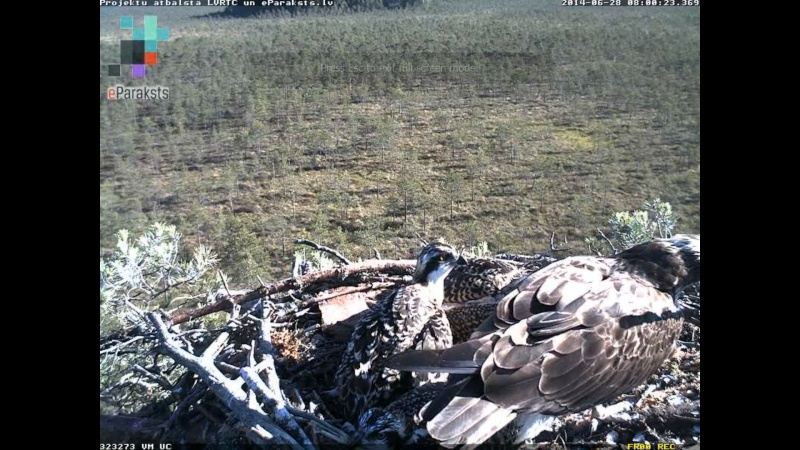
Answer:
[480,265,683,415]
[410,255,684,446]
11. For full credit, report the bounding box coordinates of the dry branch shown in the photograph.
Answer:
[295,239,352,265]
[241,365,315,449]
[100,336,144,355]
[169,259,416,325]
[131,364,173,391]
[548,231,571,253]
[147,312,300,446]
[596,228,618,254]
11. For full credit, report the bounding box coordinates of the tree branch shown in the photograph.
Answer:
[132,364,173,391]
[548,231,571,253]
[596,228,618,254]
[295,239,352,265]
[100,336,144,355]
[242,306,316,449]
[146,312,300,446]
[169,259,416,325]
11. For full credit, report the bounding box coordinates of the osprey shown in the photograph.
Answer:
[352,383,443,449]
[443,258,531,304]
[387,235,700,447]
[444,302,499,344]
[334,243,467,421]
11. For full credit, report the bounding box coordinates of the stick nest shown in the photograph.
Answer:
[99,252,700,449]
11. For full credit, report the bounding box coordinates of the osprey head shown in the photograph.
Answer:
[412,243,466,285]
[665,233,700,297]
[669,233,700,262]
[617,234,700,296]
[657,234,700,284]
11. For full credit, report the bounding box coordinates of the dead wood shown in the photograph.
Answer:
[295,239,352,265]
[101,246,699,449]
[147,312,303,446]
[169,259,415,325]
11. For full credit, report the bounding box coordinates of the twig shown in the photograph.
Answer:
[218,270,240,319]
[240,364,315,450]
[218,270,232,297]
[245,303,316,448]
[111,376,161,393]
[100,336,144,355]
[258,300,275,357]
[132,364,173,391]
[241,330,314,449]
[596,228,618,254]
[295,239,352,265]
[215,361,241,376]
[600,400,700,427]
[493,253,558,267]
[238,299,263,319]
[149,276,200,304]
[166,383,207,432]
[246,424,274,444]
[165,293,208,311]
[548,231,572,253]
[286,404,351,444]
[201,330,230,362]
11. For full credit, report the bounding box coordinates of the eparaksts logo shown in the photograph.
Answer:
[106,15,169,78]
[107,85,170,100]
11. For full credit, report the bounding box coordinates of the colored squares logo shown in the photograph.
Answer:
[108,15,169,78]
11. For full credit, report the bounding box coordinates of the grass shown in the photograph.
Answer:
[99,0,700,284]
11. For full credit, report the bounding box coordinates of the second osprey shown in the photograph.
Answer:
[334,243,466,421]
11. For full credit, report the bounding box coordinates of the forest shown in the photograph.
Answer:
[100,0,700,285]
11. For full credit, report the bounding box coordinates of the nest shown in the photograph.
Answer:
[99,250,700,449]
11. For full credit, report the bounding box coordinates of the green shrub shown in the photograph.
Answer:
[100,223,221,413]
[585,198,676,254]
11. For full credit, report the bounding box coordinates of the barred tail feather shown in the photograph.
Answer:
[417,375,516,448]
[425,397,517,448]
[387,340,486,373]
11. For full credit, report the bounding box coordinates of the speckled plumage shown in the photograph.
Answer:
[444,302,499,344]
[388,235,701,448]
[443,255,558,304]
[352,383,444,449]
[443,258,529,304]
[493,253,558,272]
[334,243,463,421]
